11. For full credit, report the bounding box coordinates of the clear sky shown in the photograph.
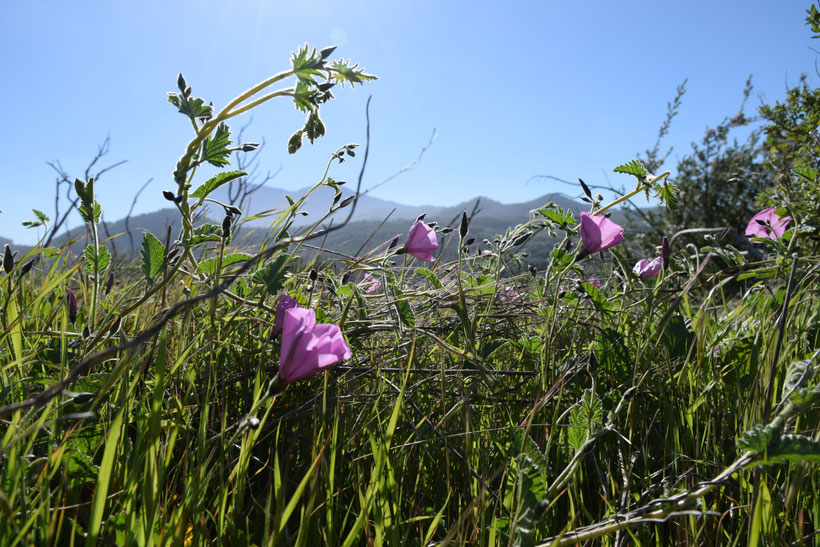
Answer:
[1,1,815,244]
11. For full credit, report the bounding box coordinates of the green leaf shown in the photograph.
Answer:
[290,44,326,84]
[782,359,814,401]
[613,160,648,179]
[140,232,166,285]
[416,267,443,289]
[201,122,232,167]
[287,130,303,154]
[304,110,326,144]
[581,281,609,311]
[251,255,290,294]
[196,253,252,275]
[79,202,102,224]
[567,391,602,454]
[292,80,317,113]
[737,423,782,452]
[512,454,546,547]
[33,209,49,223]
[391,286,415,327]
[167,92,213,120]
[84,244,111,276]
[539,206,575,227]
[331,59,378,87]
[766,434,820,464]
[190,170,248,199]
[190,224,224,245]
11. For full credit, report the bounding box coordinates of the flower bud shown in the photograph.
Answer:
[66,288,78,323]
[309,269,318,282]
[240,143,259,152]
[662,236,671,268]
[82,325,90,339]
[227,205,242,216]
[105,272,115,295]
[221,215,232,239]
[579,178,592,199]
[109,316,122,335]
[459,211,469,239]
[177,73,187,93]
[319,45,337,59]
[163,190,177,202]
[20,260,34,277]
[3,244,13,274]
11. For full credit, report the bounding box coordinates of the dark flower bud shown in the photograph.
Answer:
[240,143,259,152]
[177,73,187,93]
[558,291,566,299]
[66,288,77,323]
[341,271,351,285]
[319,45,337,59]
[459,211,469,239]
[579,178,592,199]
[662,236,671,268]
[415,213,426,223]
[511,232,532,247]
[309,269,318,282]
[166,248,179,262]
[338,196,355,209]
[227,205,242,216]
[20,260,34,276]
[82,325,90,339]
[440,227,454,234]
[105,272,115,295]
[529,265,538,276]
[388,235,400,250]
[184,85,192,98]
[287,130,303,155]
[222,215,232,239]
[317,82,336,92]
[464,237,475,246]
[163,190,177,202]
[3,244,13,273]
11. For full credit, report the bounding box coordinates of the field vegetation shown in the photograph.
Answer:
[2,8,820,546]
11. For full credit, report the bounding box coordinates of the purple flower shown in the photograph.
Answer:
[497,285,519,301]
[273,294,299,335]
[745,208,791,241]
[633,257,663,279]
[579,212,624,255]
[279,308,351,383]
[404,220,439,262]
[66,288,78,323]
[589,277,601,288]
[359,273,381,294]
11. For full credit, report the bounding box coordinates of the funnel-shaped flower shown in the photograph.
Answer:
[633,257,663,279]
[497,285,519,301]
[579,212,623,255]
[745,208,791,241]
[404,220,438,262]
[273,294,299,335]
[279,308,351,383]
[589,277,601,288]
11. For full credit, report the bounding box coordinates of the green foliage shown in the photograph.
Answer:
[83,244,110,276]
[196,252,251,275]
[167,92,214,121]
[330,59,377,87]
[140,232,166,285]
[566,391,602,454]
[251,255,290,294]
[201,122,232,167]
[613,159,648,180]
[191,170,248,199]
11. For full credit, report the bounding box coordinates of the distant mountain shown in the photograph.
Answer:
[3,184,637,271]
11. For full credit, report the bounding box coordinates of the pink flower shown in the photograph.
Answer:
[404,220,439,262]
[279,308,351,383]
[589,277,601,288]
[745,208,791,241]
[497,285,519,301]
[273,294,299,335]
[633,257,663,279]
[360,273,381,294]
[579,212,624,255]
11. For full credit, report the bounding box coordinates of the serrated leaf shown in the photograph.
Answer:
[196,253,251,276]
[292,80,317,113]
[140,232,166,285]
[416,267,443,289]
[79,202,102,224]
[33,209,49,223]
[394,298,415,328]
[84,244,111,276]
[737,423,782,452]
[201,122,232,167]
[793,166,818,182]
[304,110,325,144]
[766,434,820,464]
[567,391,602,454]
[251,255,290,294]
[331,59,378,87]
[190,224,224,245]
[582,281,609,311]
[782,359,814,401]
[290,44,326,84]
[191,170,248,199]
[539,206,576,227]
[613,160,648,179]
[512,454,546,547]
[167,92,213,120]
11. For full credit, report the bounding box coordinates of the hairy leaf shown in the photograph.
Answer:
[140,232,166,285]
[512,454,546,547]
[737,423,782,452]
[190,224,224,245]
[290,44,326,84]
[766,434,820,464]
[167,92,213,120]
[190,170,248,199]
[539,206,576,227]
[84,244,111,276]
[613,160,648,179]
[201,122,232,167]
[567,391,602,454]
[331,59,378,87]
[251,255,290,294]
[197,253,251,275]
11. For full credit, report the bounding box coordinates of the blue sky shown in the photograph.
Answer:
[1,1,815,244]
